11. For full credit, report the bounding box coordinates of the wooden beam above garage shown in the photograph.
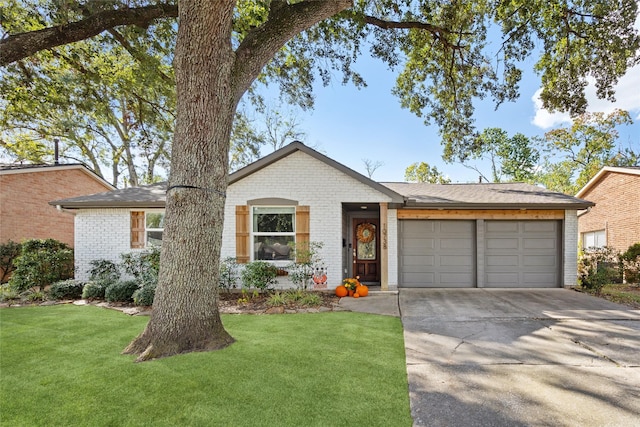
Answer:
[397,209,565,220]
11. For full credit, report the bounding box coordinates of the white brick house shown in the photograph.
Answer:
[52,142,593,289]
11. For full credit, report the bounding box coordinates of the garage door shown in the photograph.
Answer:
[484,221,560,288]
[399,220,475,287]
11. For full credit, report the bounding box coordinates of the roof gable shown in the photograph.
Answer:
[229,141,405,202]
[576,166,640,198]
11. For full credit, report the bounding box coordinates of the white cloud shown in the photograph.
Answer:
[532,63,640,129]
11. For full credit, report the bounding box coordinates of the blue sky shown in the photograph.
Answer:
[265,47,640,184]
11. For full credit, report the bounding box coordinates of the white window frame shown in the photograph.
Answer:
[250,206,295,264]
[582,229,606,249]
[145,210,165,247]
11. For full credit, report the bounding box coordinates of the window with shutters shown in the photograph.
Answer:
[131,210,165,248]
[252,206,295,262]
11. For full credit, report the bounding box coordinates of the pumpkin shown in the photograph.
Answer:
[356,285,369,297]
[335,285,348,297]
[353,293,360,298]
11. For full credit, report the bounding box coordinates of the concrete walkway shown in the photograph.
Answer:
[340,288,640,426]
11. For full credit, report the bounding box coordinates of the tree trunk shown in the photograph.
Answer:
[123,1,237,361]
[123,0,352,361]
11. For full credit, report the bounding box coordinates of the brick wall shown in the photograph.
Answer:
[223,150,394,288]
[564,210,579,287]
[0,167,112,247]
[578,172,640,252]
[74,209,132,280]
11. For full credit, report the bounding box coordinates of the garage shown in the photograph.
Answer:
[399,220,475,288]
[398,219,562,288]
[484,220,561,288]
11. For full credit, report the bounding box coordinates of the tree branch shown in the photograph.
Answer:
[232,0,352,104]
[363,15,469,50]
[0,3,178,66]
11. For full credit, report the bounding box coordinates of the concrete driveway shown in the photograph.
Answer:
[400,289,640,426]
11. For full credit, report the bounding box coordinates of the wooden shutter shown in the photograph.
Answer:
[236,205,250,264]
[295,206,310,263]
[130,211,145,249]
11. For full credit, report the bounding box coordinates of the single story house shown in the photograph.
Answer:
[1,163,114,246]
[51,142,593,289]
[575,166,640,252]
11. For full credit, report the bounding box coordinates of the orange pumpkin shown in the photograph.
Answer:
[353,293,360,298]
[335,285,348,297]
[356,285,369,297]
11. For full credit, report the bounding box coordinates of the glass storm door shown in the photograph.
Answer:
[353,218,380,283]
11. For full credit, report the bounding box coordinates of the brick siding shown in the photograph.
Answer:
[0,167,112,247]
[578,172,640,253]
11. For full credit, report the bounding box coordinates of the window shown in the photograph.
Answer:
[252,206,295,261]
[145,212,165,246]
[582,230,606,249]
[131,211,164,248]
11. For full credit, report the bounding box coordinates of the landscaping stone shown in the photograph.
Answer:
[265,306,285,314]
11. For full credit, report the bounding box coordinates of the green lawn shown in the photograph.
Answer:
[0,305,412,426]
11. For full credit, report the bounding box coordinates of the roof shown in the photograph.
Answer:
[382,182,594,209]
[50,182,166,208]
[575,166,640,198]
[50,142,593,210]
[229,141,405,203]
[0,163,115,190]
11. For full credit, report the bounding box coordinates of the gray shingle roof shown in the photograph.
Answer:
[50,182,166,208]
[381,182,593,209]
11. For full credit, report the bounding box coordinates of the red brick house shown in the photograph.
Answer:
[576,166,640,252]
[0,164,114,247]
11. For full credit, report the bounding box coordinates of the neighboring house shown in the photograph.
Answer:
[575,166,640,252]
[51,142,593,289]
[0,163,115,247]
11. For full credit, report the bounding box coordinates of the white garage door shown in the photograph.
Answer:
[484,220,561,288]
[399,220,475,288]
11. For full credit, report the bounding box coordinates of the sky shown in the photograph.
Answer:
[262,44,640,184]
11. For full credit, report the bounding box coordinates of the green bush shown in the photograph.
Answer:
[133,283,156,306]
[219,257,239,292]
[8,239,74,292]
[82,281,110,300]
[0,284,19,302]
[105,280,139,303]
[24,289,46,302]
[48,279,85,300]
[88,259,120,282]
[120,247,160,285]
[240,261,278,291]
[621,242,640,284]
[0,240,21,283]
[578,247,622,294]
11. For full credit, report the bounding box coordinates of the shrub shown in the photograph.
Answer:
[0,240,21,283]
[0,284,19,302]
[286,241,325,290]
[219,257,239,292]
[8,239,74,292]
[82,281,110,300]
[121,246,160,285]
[88,259,121,283]
[621,243,640,284]
[49,279,85,300]
[105,280,139,303]
[133,283,156,306]
[240,261,277,291]
[578,247,622,294]
[24,289,47,302]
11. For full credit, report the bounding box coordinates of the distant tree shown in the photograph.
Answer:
[537,109,637,194]
[362,158,384,178]
[405,162,450,183]
[460,128,539,183]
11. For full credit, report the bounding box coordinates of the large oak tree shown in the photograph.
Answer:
[2,0,638,361]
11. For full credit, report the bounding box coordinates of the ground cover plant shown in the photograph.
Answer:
[0,305,412,426]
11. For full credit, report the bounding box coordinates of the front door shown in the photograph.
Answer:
[353,218,380,283]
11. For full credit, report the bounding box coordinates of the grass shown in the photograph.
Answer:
[0,305,412,426]
[587,283,640,308]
